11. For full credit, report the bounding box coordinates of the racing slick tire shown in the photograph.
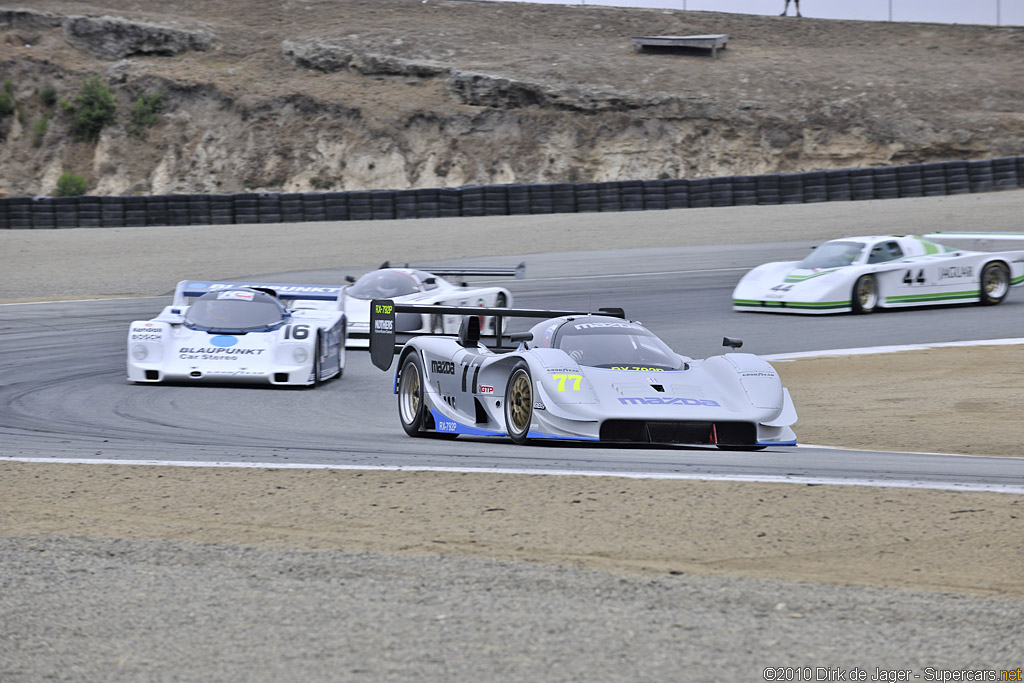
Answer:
[312,334,323,386]
[978,262,1010,306]
[505,362,534,445]
[851,275,878,314]
[398,354,429,437]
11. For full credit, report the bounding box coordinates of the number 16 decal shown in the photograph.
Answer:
[284,324,310,339]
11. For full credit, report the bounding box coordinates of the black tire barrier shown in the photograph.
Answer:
[4,155,1024,228]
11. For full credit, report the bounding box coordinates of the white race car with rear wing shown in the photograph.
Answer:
[369,300,797,449]
[732,233,1024,314]
[127,280,346,386]
[342,262,524,347]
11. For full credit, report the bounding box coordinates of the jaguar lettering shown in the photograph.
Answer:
[938,266,973,280]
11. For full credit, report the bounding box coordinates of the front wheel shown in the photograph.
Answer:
[398,354,427,437]
[504,362,534,444]
[851,274,878,314]
[979,262,1010,305]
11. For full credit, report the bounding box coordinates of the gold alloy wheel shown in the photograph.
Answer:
[507,369,532,435]
[982,263,1009,300]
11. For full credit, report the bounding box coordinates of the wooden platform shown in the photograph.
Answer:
[631,34,728,59]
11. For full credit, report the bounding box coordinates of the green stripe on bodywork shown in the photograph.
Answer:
[783,269,838,283]
[1013,274,1024,285]
[910,235,956,255]
[885,290,979,304]
[734,299,850,309]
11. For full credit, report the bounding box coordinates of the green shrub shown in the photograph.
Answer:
[32,114,49,147]
[55,172,88,197]
[128,91,164,137]
[0,83,12,117]
[310,175,335,190]
[38,80,58,108]
[69,77,117,142]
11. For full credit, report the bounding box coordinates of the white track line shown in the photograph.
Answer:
[1,456,1021,494]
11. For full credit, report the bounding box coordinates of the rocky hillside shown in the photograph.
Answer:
[2,0,1023,197]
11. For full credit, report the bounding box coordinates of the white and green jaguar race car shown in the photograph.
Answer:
[732,232,1024,314]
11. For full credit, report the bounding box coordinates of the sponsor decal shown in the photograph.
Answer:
[574,322,641,330]
[207,283,341,295]
[479,385,494,394]
[938,266,973,280]
[217,290,255,301]
[130,334,162,341]
[436,419,459,433]
[618,397,721,406]
[374,319,393,332]
[210,335,238,348]
[431,360,456,375]
[741,371,776,378]
[533,402,546,411]
[610,366,664,371]
[178,347,265,355]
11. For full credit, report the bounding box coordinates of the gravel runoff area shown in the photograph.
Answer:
[1,192,1022,681]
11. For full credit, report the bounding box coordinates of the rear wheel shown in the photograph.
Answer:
[504,362,534,444]
[979,262,1010,305]
[312,334,323,386]
[851,274,878,314]
[398,354,427,437]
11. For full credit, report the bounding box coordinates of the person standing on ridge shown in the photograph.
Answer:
[780,0,802,16]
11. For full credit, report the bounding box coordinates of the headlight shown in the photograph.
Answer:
[292,347,308,363]
[132,345,148,360]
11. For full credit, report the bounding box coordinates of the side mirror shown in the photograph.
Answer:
[345,275,356,283]
[723,336,743,349]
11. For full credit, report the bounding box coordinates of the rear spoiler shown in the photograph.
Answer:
[172,280,345,306]
[379,261,526,280]
[369,299,625,371]
[924,232,1024,250]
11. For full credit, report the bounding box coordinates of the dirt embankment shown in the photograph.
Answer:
[3,0,1024,196]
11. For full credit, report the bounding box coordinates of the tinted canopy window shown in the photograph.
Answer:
[798,241,865,269]
[185,290,286,332]
[348,270,419,300]
[555,320,683,370]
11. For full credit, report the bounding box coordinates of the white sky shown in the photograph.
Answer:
[487,0,1023,26]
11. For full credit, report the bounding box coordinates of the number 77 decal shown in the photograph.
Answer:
[551,373,582,391]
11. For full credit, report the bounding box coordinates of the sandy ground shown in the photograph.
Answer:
[2,194,1023,598]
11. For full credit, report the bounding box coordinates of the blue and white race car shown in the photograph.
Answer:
[733,233,1024,314]
[369,301,797,449]
[127,281,346,386]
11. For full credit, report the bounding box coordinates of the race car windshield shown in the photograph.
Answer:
[556,322,684,370]
[798,241,865,269]
[185,290,286,332]
[348,270,419,300]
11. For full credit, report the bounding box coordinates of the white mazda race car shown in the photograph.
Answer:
[342,262,524,347]
[369,300,797,449]
[732,233,1024,314]
[127,281,346,386]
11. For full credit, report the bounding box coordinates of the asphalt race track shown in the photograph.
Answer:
[2,242,1022,491]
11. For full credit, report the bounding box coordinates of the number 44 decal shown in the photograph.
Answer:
[903,269,927,285]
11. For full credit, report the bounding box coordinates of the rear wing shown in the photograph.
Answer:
[379,261,526,280]
[369,299,625,371]
[172,280,345,309]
